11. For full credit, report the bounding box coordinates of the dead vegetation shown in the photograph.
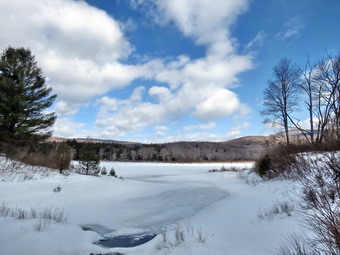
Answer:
[259,145,340,255]
[0,202,67,232]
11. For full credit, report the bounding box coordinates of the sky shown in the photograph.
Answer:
[0,0,339,143]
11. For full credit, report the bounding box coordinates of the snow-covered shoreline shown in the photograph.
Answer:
[0,159,303,255]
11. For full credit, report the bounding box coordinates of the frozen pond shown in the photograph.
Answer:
[122,186,229,232]
[98,162,247,233]
[82,162,240,247]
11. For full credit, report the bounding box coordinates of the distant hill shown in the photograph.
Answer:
[50,135,278,162]
[49,137,140,145]
[221,135,276,145]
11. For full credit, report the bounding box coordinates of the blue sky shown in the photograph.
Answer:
[1,0,339,142]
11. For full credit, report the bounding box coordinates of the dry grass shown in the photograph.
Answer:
[257,201,296,221]
[0,157,56,182]
[0,202,67,232]
[156,223,207,250]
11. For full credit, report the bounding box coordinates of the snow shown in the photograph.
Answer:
[0,160,304,255]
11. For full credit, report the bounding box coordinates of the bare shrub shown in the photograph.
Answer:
[34,219,51,232]
[39,206,67,224]
[238,171,259,186]
[16,208,28,220]
[196,227,207,243]
[156,231,173,250]
[275,234,314,255]
[0,203,67,231]
[0,156,59,182]
[257,201,295,221]
[0,202,10,217]
[53,186,62,192]
[208,166,240,173]
[1,142,72,172]
[52,143,72,173]
[156,223,208,250]
[254,142,340,179]
[297,156,340,254]
[30,207,38,218]
[272,152,340,255]
[174,224,185,246]
[184,222,194,236]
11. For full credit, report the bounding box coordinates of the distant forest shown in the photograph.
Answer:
[64,138,270,162]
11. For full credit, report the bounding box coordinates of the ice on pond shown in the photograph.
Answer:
[82,224,114,236]
[123,186,229,233]
[82,186,228,248]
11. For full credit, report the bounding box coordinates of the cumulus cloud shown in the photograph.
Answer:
[53,117,86,137]
[54,101,79,116]
[194,89,240,121]
[0,0,254,139]
[0,0,140,103]
[91,0,254,138]
[154,0,248,50]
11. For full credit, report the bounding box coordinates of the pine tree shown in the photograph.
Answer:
[0,47,56,142]
[78,142,100,175]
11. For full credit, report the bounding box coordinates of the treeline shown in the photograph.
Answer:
[64,139,267,162]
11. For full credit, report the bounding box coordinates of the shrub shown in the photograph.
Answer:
[109,168,116,177]
[0,203,67,232]
[78,143,100,175]
[53,143,72,173]
[255,154,271,177]
[257,200,295,220]
[156,223,207,250]
[101,166,107,175]
[208,166,240,173]
[53,186,61,192]
[1,142,72,173]
[271,152,340,255]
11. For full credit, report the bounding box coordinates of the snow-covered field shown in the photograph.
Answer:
[0,160,304,255]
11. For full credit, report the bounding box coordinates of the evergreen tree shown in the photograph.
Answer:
[0,47,56,142]
[78,142,100,175]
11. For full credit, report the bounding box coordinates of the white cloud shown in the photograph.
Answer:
[155,0,248,48]
[0,0,255,139]
[245,31,266,50]
[0,0,140,103]
[53,117,86,137]
[194,88,240,121]
[54,101,79,116]
[153,130,241,143]
[91,0,254,139]
[276,17,304,40]
[154,126,169,131]
[184,122,216,131]
[153,125,169,137]
[149,86,172,102]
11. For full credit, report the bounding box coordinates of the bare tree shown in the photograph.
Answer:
[261,58,301,144]
[286,57,318,144]
[313,53,340,143]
